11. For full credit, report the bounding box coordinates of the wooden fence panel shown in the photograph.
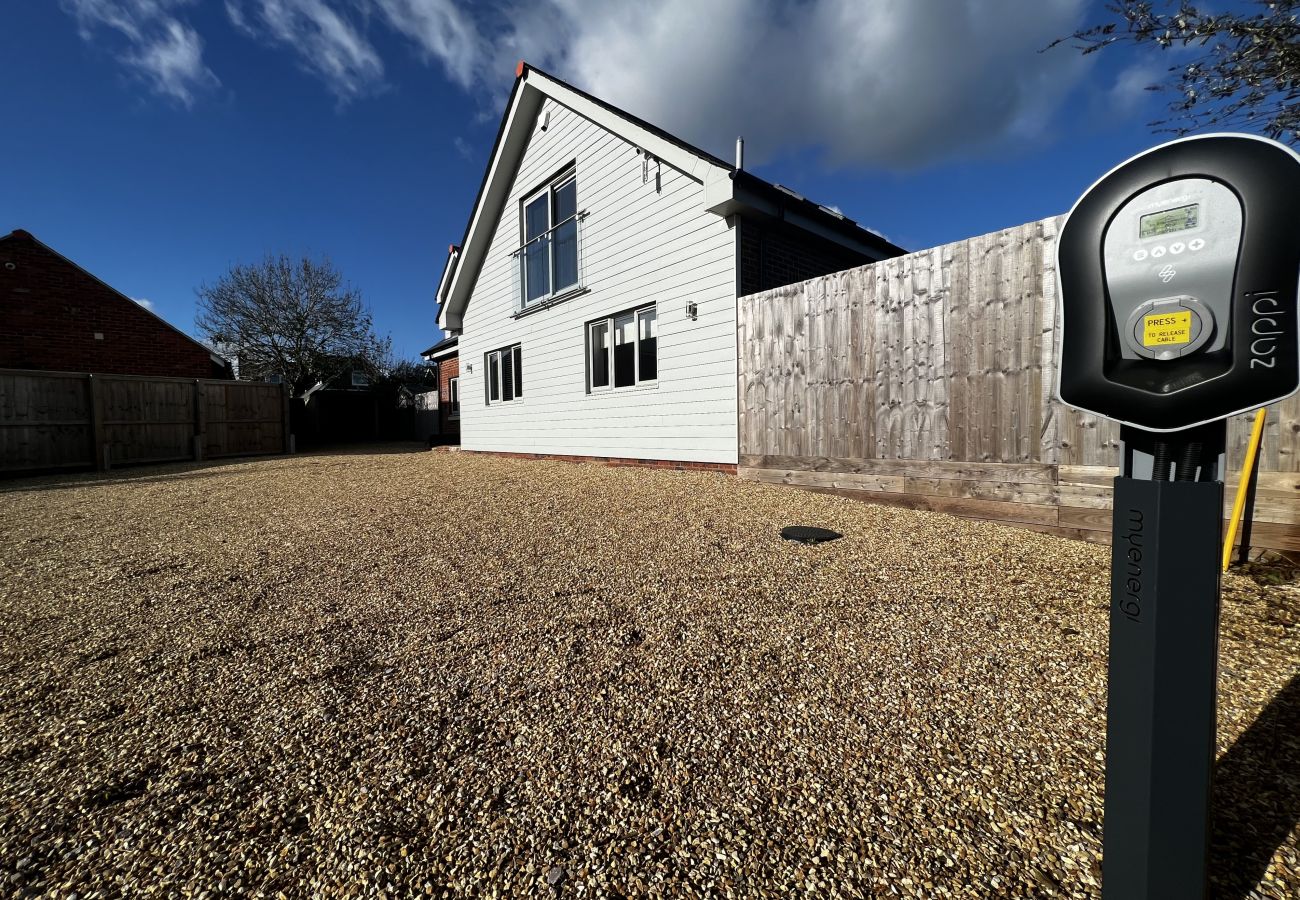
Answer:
[203,381,286,458]
[0,371,91,472]
[0,369,288,475]
[738,214,1300,553]
[100,375,196,465]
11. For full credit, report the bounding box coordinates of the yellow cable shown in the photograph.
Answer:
[1223,408,1268,571]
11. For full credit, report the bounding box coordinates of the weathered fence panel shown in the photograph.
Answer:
[738,215,1300,553]
[0,370,92,471]
[0,369,289,474]
[202,380,286,459]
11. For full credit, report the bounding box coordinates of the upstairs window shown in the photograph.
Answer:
[519,171,579,308]
[486,344,523,405]
[588,305,657,391]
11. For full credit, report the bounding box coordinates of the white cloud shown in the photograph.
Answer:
[1108,62,1162,118]
[339,0,1093,170]
[225,0,248,31]
[225,0,384,99]
[452,135,473,160]
[466,0,1093,169]
[133,297,155,311]
[62,0,218,106]
[370,0,486,89]
[65,0,1098,170]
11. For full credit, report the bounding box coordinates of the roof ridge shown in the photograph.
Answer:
[1,228,231,366]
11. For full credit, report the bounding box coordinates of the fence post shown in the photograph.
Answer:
[87,373,108,471]
[282,382,292,454]
[193,379,206,462]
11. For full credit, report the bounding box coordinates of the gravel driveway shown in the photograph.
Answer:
[0,447,1296,899]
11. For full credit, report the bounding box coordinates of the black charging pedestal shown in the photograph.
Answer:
[1103,421,1225,900]
[1053,133,1300,898]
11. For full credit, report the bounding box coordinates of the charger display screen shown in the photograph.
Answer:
[1139,203,1200,238]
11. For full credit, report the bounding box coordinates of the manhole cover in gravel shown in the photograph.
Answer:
[780,525,842,544]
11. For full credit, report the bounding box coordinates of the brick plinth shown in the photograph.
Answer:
[459,449,737,475]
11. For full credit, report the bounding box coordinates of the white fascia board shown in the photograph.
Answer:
[441,84,544,333]
[436,248,460,306]
[711,177,882,259]
[703,167,737,215]
[433,247,460,332]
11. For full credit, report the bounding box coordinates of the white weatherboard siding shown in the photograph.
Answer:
[459,99,739,464]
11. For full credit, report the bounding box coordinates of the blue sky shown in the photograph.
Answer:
[3,1,1231,361]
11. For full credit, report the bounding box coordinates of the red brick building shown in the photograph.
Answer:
[1,229,231,379]
[420,335,459,442]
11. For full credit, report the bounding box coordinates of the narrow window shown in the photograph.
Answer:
[487,351,500,403]
[449,376,460,418]
[589,320,610,389]
[637,307,658,382]
[501,349,515,402]
[523,195,550,304]
[512,345,523,399]
[613,312,636,388]
[552,177,578,292]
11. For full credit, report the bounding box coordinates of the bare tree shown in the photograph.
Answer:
[196,255,386,395]
[1047,1,1300,142]
[379,358,437,387]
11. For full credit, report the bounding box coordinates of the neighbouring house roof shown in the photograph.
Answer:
[432,244,460,322]
[421,334,459,360]
[1,228,233,371]
[435,62,904,333]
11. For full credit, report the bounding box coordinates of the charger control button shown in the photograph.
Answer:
[1124,295,1213,361]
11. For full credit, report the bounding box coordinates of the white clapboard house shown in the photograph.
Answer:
[435,62,903,468]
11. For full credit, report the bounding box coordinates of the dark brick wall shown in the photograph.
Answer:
[0,231,228,379]
[738,217,875,296]
[438,354,461,437]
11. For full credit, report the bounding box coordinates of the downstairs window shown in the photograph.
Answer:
[485,344,523,404]
[587,305,656,391]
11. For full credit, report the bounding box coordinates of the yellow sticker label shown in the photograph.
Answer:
[1142,310,1193,347]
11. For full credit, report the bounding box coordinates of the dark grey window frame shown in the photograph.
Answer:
[517,164,580,310]
[485,344,523,405]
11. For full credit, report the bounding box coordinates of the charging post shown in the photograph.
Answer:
[1056,134,1300,899]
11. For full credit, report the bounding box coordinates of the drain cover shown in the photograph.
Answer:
[780,525,842,544]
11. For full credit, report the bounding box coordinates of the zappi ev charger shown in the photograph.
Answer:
[1057,133,1300,433]
[1055,134,1300,900]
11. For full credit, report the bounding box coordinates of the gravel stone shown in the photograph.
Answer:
[0,447,1295,898]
